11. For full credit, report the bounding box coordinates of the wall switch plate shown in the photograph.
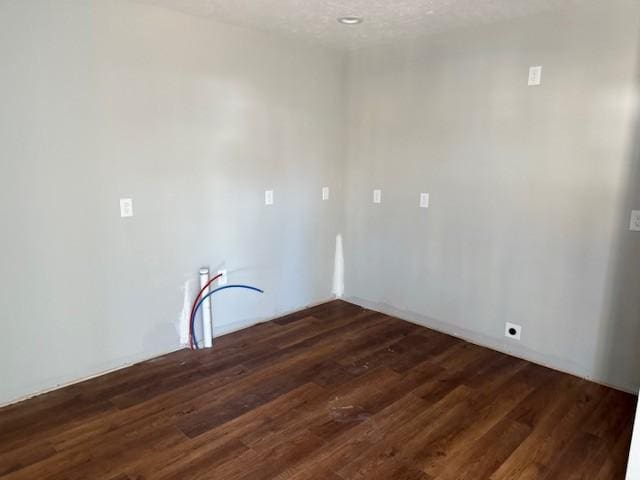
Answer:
[322,186,330,201]
[505,322,522,341]
[420,193,430,208]
[528,66,542,86]
[119,198,133,218]
[630,211,640,231]
[373,189,382,204]
[265,190,274,206]
[217,269,228,286]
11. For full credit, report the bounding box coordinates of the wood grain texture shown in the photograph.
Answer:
[0,300,635,479]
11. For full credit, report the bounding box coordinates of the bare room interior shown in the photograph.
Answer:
[1,0,640,478]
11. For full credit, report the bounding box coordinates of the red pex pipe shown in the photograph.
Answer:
[189,273,223,349]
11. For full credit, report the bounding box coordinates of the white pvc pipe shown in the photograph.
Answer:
[199,267,213,349]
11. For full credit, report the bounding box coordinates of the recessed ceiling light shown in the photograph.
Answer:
[338,16,363,25]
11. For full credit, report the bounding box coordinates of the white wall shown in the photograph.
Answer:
[2,0,640,407]
[343,0,640,392]
[0,0,347,405]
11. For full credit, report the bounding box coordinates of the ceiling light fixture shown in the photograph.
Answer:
[338,16,363,25]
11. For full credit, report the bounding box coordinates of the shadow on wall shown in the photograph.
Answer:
[596,36,640,392]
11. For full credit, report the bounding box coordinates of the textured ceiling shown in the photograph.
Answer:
[134,0,593,49]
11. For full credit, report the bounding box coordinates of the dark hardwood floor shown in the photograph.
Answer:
[0,300,636,479]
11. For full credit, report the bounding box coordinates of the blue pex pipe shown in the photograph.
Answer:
[191,284,264,349]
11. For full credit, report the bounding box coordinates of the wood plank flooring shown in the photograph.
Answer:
[0,300,635,479]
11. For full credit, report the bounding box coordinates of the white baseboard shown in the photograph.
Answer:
[211,296,337,338]
[345,296,637,395]
[0,345,186,409]
[1,296,338,409]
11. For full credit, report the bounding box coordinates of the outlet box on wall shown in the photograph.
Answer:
[630,210,640,231]
[505,322,522,340]
[119,198,133,218]
[528,66,542,86]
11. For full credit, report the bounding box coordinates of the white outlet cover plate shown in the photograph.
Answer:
[630,210,640,231]
[322,186,330,201]
[217,269,228,286]
[505,322,522,340]
[420,193,430,208]
[120,198,133,218]
[528,66,542,86]
[373,189,382,204]
[265,190,274,205]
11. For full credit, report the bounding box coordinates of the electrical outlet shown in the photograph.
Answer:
[420,193,430,209]
[373,189,382,204]
[322,186,330,201]
[505,322,522,341]
[528,66,542,86]
[265,190,274,206]
[217,269,227,286]
[119,198,133,218]
[630,211,640,232]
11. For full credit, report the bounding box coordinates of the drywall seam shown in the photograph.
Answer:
[332,234,345,298]
[177,278,196,346]
[345,295,638,395]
